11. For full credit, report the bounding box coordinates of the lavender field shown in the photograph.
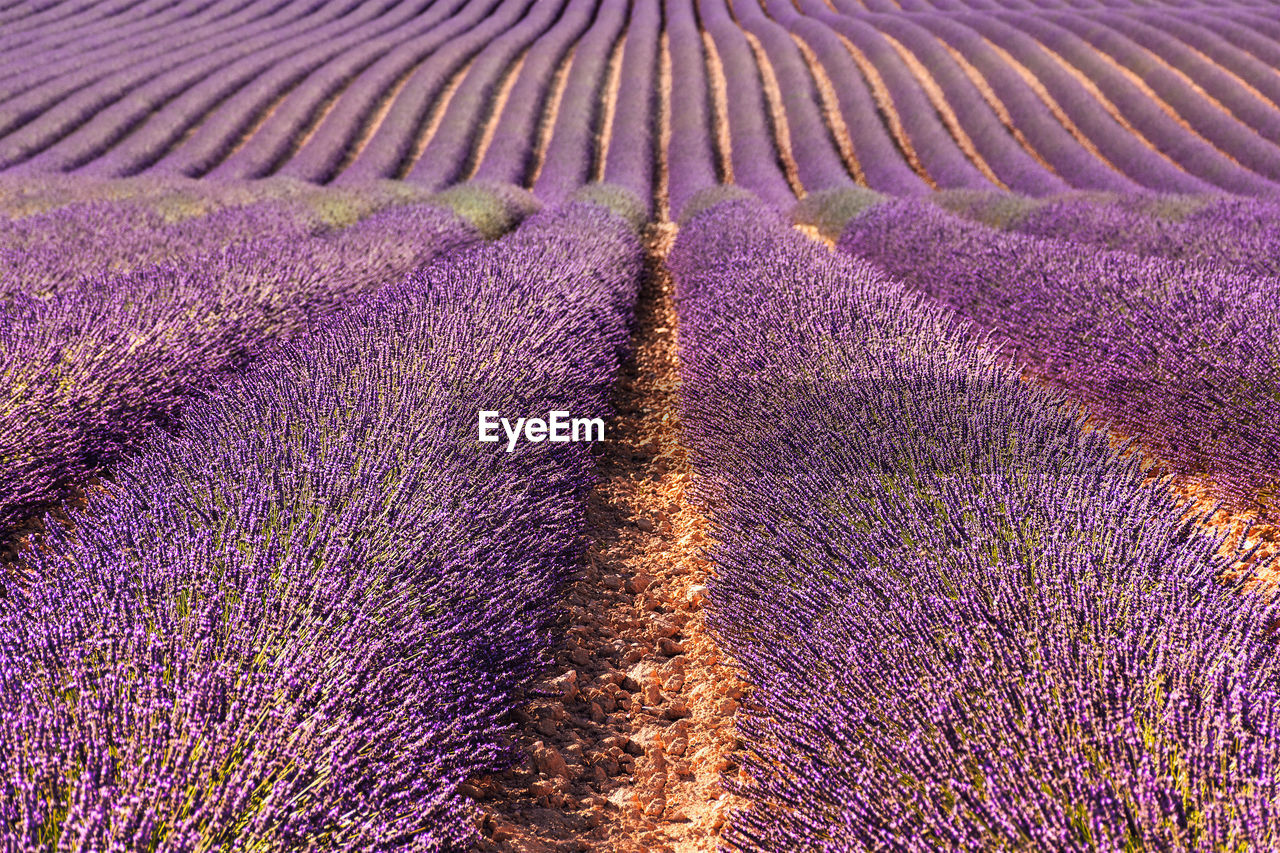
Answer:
[2,1,1280,851]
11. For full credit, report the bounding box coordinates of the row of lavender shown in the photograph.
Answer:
[827,192,1280,521]
[0,197,642,849]
[9,1,1280,203]
[674,195,1280,850]
[0,196,480,542]
[0,180,544,544]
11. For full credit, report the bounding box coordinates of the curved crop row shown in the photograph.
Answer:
[998,13,1274,195]
[400,0,563,191]
[1043,12,1280,184]
[600,0,660,213]
[738,2,859,194]
[0,0,243,97]
[0,199,643,850]
[769,2,929,194]
[277,0,479,183]
[840,197,1280,519]
[953,12,1214,193]
[335,0,530,183]
[866,13,1069,194]
[468,0,596,189]
[0,0,352,171]
[531,0,630,204]
[908,12,1139,191]
[9,3,1280,202]
[665,0,719,218]
[797,0,999,189]
[1099,12,1280,149]
[698,0,794,206]
[0,0,144,58]
[674,195,1280,851]
[0,201,481,536]
[208,0,488,181]
[134,0,435,179]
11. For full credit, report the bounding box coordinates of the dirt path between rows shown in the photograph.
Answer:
[468,223,748,853]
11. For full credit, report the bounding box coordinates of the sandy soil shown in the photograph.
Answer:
[467,223,748,853]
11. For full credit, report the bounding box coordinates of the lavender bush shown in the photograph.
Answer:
[0,198,642,850]
[0,202,481,538]
[673,195,1280,851]
[0,198,327,302]
[840,197,1280,519]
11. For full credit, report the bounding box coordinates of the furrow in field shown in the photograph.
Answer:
[958,13,1209,193]
[903,12,1135,191]
[0,0,247,99]
[320,0,524,183]
[878,29,1009,189]
[741,30,805,198]
[977,34,1123,177]
[699,27,734,185]
[1105,12,1280,135]
[277,0,482,182]
[788,34,867,184]
[209,0,472,180]
[468,0,596,189]
[999,14,1271,194]
[526,43,576,189]
[1147,13,1280,115]
[323,50,426,181]
[533,0,632,204]
[470,223,747,853]
[656,28,672,221]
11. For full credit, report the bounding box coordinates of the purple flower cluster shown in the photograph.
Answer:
[0,202,481,537]
[1013,193,1280,282]
[0,197,325,302]
[672,195,1280,851]
[839,197,1280,519]
[0,199,642,850]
